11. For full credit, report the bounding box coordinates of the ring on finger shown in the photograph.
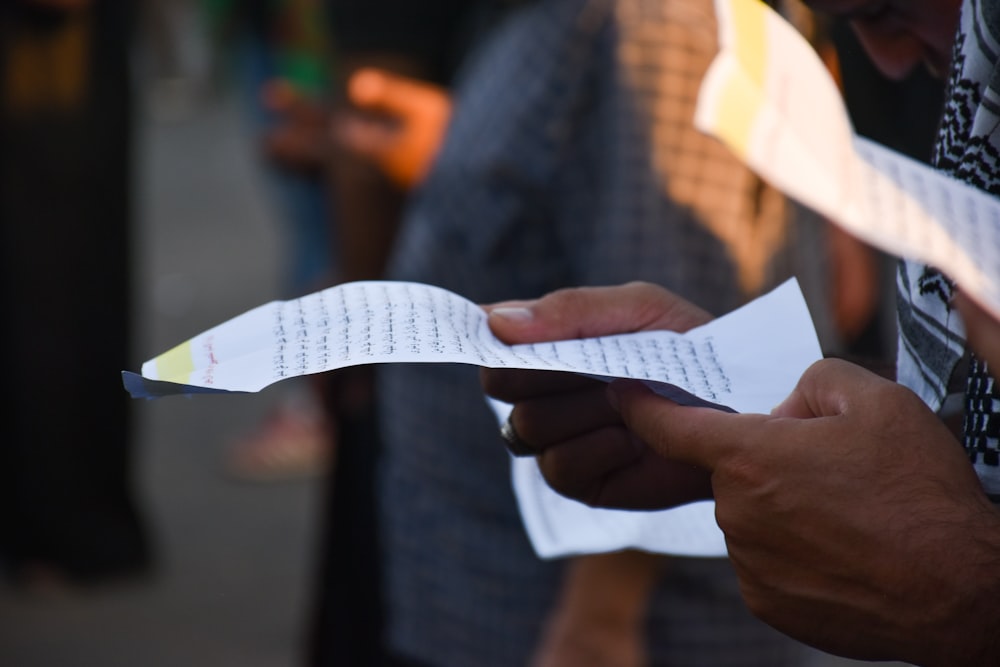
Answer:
[500,416,537,457]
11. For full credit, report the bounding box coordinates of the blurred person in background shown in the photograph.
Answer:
[306,3,492,663]
[202,0,338,482]
[478,0,1000,663]
[0,0,151,587]
[326,0,878,665]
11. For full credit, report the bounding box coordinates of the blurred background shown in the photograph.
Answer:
[0,1,322,664]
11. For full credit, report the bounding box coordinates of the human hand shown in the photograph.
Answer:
[481,282,715,509]
[332,68,451,189]
[610,358,1000,665]
[259,79,331,175]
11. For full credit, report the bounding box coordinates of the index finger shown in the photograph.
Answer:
[609,358,887,469]
[480,367,599,403]
[609,380,768,470]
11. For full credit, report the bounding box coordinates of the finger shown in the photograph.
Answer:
[537,425,638,504]
[508,383,621,447]
[333,112,399,161]
[769,358,891,419]
[609,380,765,470]
[611,360,892,470]
[481,367,600,403]
[499,417,536,457]
[347,68,446,120]
[539,428,712,509]
[484,282,712,345]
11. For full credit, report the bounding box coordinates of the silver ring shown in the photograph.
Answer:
[500,417,536,457]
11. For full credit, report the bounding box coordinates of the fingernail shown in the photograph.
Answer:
[489,307,534,322]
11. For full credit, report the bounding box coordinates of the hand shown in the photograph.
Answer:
[609,358,1000,666]
[260,79,331,174]
[332,68,451,189]
[481,282,715,509]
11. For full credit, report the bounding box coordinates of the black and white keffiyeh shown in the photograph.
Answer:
[897,0,1000,496]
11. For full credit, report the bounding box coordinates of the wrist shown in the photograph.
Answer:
[913,500,1000,667]
[553,552,663,627]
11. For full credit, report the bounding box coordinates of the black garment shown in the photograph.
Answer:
[326,0,530,85]
[305,3,517,664]
[0,1,150,583]
[834,21,944,163]
[306,397,387,666]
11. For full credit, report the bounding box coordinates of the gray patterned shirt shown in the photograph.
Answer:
[376,0,830,664]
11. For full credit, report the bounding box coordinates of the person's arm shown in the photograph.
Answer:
[531,551,663,667]
[333,68,451,190]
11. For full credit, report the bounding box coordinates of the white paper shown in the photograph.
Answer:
[489,398,728,559]
[695,0,1000,319]
[125,279,821,420]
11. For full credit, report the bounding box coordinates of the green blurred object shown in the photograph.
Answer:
[272,0,333,96]
[201,0,335,96]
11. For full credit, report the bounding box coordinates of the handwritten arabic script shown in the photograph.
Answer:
[124,279,817,416]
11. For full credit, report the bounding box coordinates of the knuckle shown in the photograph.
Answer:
[511,401,550,443]
[479,367,504,397]
[539,449,601,504]
[479,368,519,401]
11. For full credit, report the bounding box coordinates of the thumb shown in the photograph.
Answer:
[347,68,446,121]
[486,282,712,345]
[768,358,873,419]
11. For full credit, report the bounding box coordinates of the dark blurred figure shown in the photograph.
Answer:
[203,0,338,483]
[306,3,505,664]
[834,20,943,163]
[0,0,151,586]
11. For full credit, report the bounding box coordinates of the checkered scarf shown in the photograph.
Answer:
[896,0,1000,496]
